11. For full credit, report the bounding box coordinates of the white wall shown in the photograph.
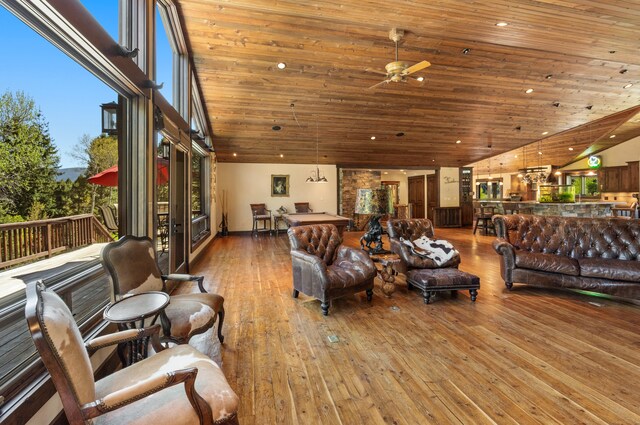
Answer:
[439,167,460,207]
[561,136,640,170]
[217,163,338,232]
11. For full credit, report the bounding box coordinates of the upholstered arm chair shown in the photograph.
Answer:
[25,281,239,425]
[101,235,225,344]
[287,224,376,315]
[387,218,461,273]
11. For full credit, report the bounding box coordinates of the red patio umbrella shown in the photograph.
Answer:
[88,160,169,187]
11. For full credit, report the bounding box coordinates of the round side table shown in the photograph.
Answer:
[369,253,402,297]
[104,291,170,366]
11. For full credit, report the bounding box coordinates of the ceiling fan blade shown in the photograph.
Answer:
[403,60,431,75]
[368,79,390,90]
[365,68,389,76]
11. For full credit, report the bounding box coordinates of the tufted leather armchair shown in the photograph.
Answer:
[387,218,461,273]
[493,214,640,299]
[287,224,376,315]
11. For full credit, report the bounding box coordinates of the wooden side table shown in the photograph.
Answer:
[104,291,170,366]
[369,253,402,297]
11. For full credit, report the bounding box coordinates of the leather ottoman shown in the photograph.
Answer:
[406,268,480,304]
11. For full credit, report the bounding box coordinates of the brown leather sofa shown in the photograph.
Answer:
[387,218,461,273]
[493,214,640,299]
[288,224,376,315]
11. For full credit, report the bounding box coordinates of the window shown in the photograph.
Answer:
[156,1,189,117]
[191,146,210,245]
[0,1,121,406]
[567,174,599,197]
[476,179,503,199]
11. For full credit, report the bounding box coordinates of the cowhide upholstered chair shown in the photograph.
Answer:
[25,281,239,425]
[287,224,376,315]
[387,218,461,273]
[101,235,224,344]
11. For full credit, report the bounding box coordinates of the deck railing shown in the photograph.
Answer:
[0,214,114,269]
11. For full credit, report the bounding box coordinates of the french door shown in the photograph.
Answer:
[155,132,187,274]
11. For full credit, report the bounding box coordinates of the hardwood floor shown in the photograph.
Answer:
[187,228,640,424]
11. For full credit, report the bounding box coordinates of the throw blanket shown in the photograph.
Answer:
[401,236,458,266]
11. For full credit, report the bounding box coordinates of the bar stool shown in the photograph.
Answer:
[473,206,496,235]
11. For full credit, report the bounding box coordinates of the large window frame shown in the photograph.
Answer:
[0,0,213,422]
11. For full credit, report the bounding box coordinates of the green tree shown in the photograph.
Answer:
[71,133,118,214]
[0,91,60,223]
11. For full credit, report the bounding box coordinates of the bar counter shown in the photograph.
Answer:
[476,200,624,217]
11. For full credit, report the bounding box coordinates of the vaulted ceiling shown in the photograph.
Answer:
[178,0,640,168]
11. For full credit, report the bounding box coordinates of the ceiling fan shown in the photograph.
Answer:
[366,28,431,89]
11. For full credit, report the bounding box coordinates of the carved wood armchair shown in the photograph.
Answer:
[101,235,225,345]
[250,203,271,236]
[294,202,313,213]
[25,281,239,425]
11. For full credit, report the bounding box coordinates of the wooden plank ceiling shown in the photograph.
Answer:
[178,0,640,167]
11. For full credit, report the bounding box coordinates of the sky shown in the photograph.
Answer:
[0,1,173,169]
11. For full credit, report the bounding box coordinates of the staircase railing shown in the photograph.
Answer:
[0,214,114,269]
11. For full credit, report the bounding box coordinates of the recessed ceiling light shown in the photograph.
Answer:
[542,131,549,135]
[272,125,281,131]
[495,22,509,27]
[623,83,633,89]
[233,153,237,157]
[370,136,376,140]
[514,154,518,158]
[279,154,284,158]
[403,172,407,175]
[525,88,534,94]
[396,132,405,137]
[456,140,462,144]
[462,48,470,55]
[538,151,543,155]
[416,76,424,82]
[609,50,616,54]
[432,159,435,162]
[610,134,616,138]
[277,62,286,69]
[384,171,388,175]
[555,171,562,176]
[568,147,574,151]
[545,74,553,79]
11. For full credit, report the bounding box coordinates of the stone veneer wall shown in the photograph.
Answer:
[339,170,381,230]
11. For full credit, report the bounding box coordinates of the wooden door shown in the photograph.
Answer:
[426,174,438,221]
[408,175,425,219]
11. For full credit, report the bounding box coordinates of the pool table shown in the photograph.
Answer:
[283,212,350,235]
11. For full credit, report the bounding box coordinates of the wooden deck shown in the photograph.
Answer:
[184,229,640,424]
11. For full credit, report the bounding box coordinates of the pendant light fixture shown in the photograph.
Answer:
[306,121,328,183]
